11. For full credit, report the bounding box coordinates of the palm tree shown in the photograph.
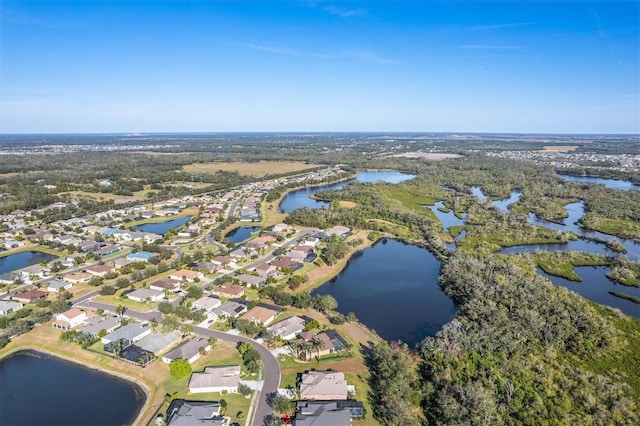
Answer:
[116,305,126,319]
[310,338,324,360]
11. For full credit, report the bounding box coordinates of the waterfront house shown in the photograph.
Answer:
[188,365,241,394]
[101,323,152,345]
[52,307,93,330]
[299,371,348,401]
[267,316,307,340]
[166,400,224,426]
[0,300,23,315]
[19,264,49,280]
[79,315,120,338]
[136,330,182,355]
[162,337,211,364]
[0,272,18,285]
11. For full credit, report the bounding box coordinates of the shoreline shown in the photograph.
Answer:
[0,340,158,425]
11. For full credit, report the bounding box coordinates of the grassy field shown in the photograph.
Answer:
[184,161,322,177]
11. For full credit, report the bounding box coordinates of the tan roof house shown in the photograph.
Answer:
[299,371,348,400]
[169,269,203,282]
[239,306,279,326]
[53,308,94,330]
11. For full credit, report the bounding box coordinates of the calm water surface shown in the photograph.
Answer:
[538,267,639,317]
[279,171,414,213]
[0,351,145,426]
[132,215,190,235]
[225,226,262,243]
[312,239,455,347]
[559,174,638,191]
[0,251,57,275]
[471,186,522,212]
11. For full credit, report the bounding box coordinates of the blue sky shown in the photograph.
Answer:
[1,0,638,133]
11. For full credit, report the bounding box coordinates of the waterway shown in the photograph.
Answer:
[0,251,58,275]
[471,186,522,212]
[0,350,145,426]
[537,267,639,317]
[225,226,262,243]
[279,171,414,213]
[559,174,638,191]
[312,239,455,347]
[132,215,191,235]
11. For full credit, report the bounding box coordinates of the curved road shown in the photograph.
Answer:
[72,295,279,426]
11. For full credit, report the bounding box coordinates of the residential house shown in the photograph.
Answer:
[19,264,48,280]
[52,308,93,330]
[239,305,279,326]
[326,225,351,237]
[235,273,266,288]
[294,401,355,426]
[291,330,343,358]
[162,337,211,364]
[85,264,115,277]
[12,290,47,304]
[188,365,241,394]
[192,296,222,312]
[101,323,152,345]
[136,331,182,355]
[166,400,224,426]
[149,279,181,292]
[271,257,303,272]
[211,284,245,298]
[46,279,73,293]
[195,262,221,274]
[94,244,120,256]
[4,239,24,249]
[0,272,18,285]
[126,251,157,262]
[255,263,279,279]
[79,315,120,338]
[299,371,348,401]
[169,269,203,283]
[212,301,247,321]
[126,288,164,303]
[63,271,92,283]
[211,256,233,267]
[267,316,307,340]
[0,300,23,315]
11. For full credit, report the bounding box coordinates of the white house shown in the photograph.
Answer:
[46,279,73,293]
[192,296,222,312]
[0,301,24,316]
[188,365,241,394]
[127,288,164,303]
[52,308,93,330]
[267,315,307,340]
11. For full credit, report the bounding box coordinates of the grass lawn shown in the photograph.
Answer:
[184,161,322,177]
[93,294,156,312]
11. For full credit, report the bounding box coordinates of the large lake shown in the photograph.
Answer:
[312,239,455,347]
[0,251,58,275]
[0,351,145,425]
[225,226,262,243]
[132,215,190,235]
[279,171,414,213]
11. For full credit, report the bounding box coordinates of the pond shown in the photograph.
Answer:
[225,226,263,243]
[279,171,415,213]
[471,186,522,212]
[559,174,638,191]
[429,201,466,233]
[538,267,639,317]
[0,351,145,426]
[312,239,455,347]
[0,251,58,275]
[132,215,191,235]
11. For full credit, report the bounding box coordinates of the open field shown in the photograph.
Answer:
[60,190,147,204]
[183,161,322,177]
[542,145,579,152]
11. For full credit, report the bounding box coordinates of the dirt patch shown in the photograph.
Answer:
[338,201,357,208]
[542,145,578,152]
[183,161,322,177]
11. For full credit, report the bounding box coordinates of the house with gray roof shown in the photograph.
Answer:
[188,365,241,394]
[192,296,222,312]
[212,301,247,321]
[267,315,307,340]
[126,288,164,303]
[162,337,211,364]
[46,279,73,293]
[166,400,224,426]
[294,401,352,426]
[0,301,24,316]
[79,315,121,338]
[235,273,266,288]
[136,331,182,355]
[101,323,152,345]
